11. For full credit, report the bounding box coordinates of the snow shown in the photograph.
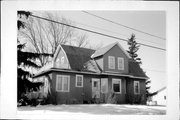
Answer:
[17,104,166,115]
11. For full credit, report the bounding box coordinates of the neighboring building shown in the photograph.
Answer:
[147,87,166,106]
[33,42,148,104]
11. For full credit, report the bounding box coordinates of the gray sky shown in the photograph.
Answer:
[34,11,166,92]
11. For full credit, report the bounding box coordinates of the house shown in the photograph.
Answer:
[147,87,166,106]
[33,42,148,105]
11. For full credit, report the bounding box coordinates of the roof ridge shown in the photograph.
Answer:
[61,44,95,51]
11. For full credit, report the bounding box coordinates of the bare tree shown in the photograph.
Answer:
[19,12,89,67]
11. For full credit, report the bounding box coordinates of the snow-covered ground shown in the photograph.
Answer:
[18,104,166,115]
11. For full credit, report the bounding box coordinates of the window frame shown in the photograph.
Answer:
[117,57,124,70]
[112,79,121,94]
[108,56,115,69]
[101,78,108,93]
[56,75,70,92]
[134,81,140,94]
[75,75,83,87]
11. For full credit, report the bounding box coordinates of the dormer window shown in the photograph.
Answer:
[108,56,115,69]
[118,57,124,70]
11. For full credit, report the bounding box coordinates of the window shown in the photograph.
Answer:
[108,56,115,69]
[134,81,140,94]
[124,80,126,94]
[76,75,83,87]
[101,78,108,93]
[118,57,124,70]
[56,75,70,92]
[61,56,65,64]
[112,79,121,93]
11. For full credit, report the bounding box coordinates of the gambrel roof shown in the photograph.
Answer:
[61,45,95,71]
[34,42,148,79]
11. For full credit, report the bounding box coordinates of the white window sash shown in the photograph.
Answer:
[112,79,121,94]
[134,81,140,94]
[56,75,70,92]
[76,75,83,87]
[118,57,124,70]
[108,56,115,69]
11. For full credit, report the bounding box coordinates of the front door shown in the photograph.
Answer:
[92,78,100,98]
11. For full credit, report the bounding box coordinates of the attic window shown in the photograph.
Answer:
[108,56,115,69]
[134,81,140,94]
[118,57,124,70]
[61,56,65,64]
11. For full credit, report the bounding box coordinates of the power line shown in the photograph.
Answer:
[30,14,166,51]
[82,11,166,41]
[144,68,166,73]
[74,20,165,46]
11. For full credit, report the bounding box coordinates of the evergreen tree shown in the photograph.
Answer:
[17,11,51,103]
[127,33,142,64]
[127,34,151,98]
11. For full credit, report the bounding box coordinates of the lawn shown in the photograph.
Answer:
[18,104,166,115]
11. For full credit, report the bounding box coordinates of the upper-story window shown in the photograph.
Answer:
[134,81,140,94]
[108,56,115,69]
[118,57,124,70]
[76,75,83,87]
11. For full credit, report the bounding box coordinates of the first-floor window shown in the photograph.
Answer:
[76,75,83,87]
[112,79,121,93]
[56,75,70,92]
[134,81,140,94]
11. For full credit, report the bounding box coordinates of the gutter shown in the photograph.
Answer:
[33,68,148,80]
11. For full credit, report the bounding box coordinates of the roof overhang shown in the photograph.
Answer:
[33,68,148,80]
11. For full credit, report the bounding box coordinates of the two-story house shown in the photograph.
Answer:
[33,42,148,104]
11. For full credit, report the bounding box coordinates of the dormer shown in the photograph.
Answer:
[91,42,130,74]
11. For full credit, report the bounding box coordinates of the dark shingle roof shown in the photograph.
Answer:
[129,59,148,78]
[60,44,148,79]
[61,45,95,71]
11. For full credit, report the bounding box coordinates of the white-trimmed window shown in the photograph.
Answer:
[101,78,108,93]
[108,56,115,69]
[61,56,65,64]
[134,81,140,94]
[56,75,70,92]
[112,79,121,93]
[118,57,124,70]
[76,75,83,87]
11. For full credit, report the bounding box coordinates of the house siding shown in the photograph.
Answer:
[103,44,129,74]
[48,71,131,104]
[126,78,146,104]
